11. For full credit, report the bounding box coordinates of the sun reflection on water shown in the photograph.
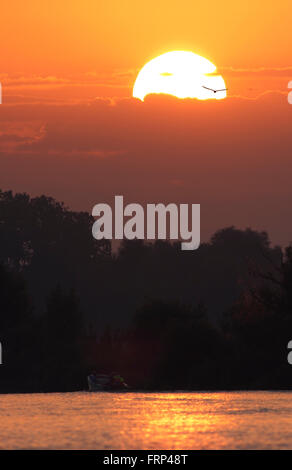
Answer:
[0,391,292,449]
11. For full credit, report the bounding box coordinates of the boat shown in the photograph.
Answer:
[87,373,129,392]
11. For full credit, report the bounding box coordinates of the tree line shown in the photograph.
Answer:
[0,189,291,392]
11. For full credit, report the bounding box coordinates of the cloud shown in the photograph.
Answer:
[0,72,134,106]
[0,92,291,247]
[2,67,291,106]
[0,72,135,88]
[218,66,292,78]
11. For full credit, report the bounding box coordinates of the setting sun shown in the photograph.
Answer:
[133,51,227,101]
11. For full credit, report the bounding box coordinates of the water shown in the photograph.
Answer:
[0,391,292,449]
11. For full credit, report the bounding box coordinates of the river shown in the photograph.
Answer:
[0,391,291,449]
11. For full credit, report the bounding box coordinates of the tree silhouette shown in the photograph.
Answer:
[0,189,291,392]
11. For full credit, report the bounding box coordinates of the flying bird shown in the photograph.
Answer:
[202,85,228,93]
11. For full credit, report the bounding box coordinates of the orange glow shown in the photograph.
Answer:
[0,1,291,77]
[0,1,292,248]
[0,1,290,101]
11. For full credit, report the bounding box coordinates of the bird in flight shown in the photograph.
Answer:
[202,85,228,93]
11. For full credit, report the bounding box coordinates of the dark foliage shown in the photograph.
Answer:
[0,190,291,392]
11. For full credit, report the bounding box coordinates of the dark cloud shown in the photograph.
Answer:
[0,93,291,246]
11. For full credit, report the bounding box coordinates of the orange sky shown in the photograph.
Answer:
[0,0,291,98]
[0,1,292,246]
[1,0,292,73]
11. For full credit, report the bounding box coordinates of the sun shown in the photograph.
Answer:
[133,51,227,101]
